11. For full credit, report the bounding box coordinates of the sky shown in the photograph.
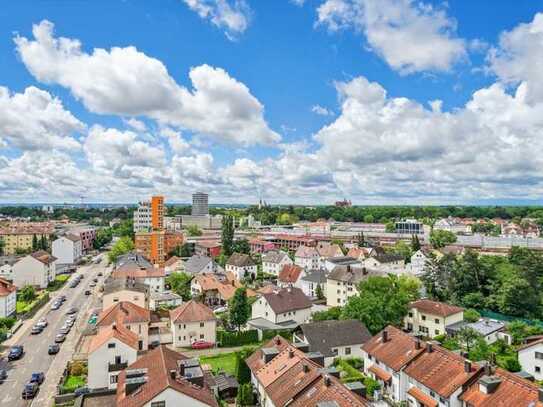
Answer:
[1,0,543,205]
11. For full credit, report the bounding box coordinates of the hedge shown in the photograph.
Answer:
[262,329,292,342]
[217,330,258,347]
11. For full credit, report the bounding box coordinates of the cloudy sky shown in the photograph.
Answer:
[1,0,543,205]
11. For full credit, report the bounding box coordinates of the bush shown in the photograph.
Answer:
[342,357,363,370]
[464,308,481,323]
[218,330,259,347]
[262,329,292,342]
[70,361,87,376]
[0,317,16,330]
[236,383,255,406]
[363,376,381,400]
[235,347,255,384]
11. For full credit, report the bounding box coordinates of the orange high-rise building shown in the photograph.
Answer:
[151,195,164,230]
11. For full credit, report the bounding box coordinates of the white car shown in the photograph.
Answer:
[213,306,228,314]
[36,318,48,328]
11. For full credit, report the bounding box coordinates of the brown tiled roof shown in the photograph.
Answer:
[409,299,464,317]
[226,253,255,267]
[64,233,81,242]
[97,301,151,326]
[88,324,139,354]
[196,240,221,249]
[194,273,255,301]
[0,278,16,297]
[0,222,53,235]
[31,250,57,265]
[346,247,371,259]
[261,287,312,314]
[112,266,165,279]
[164,256,181,267]
[362,326,424,372]
[245,336,290,373]
[460,368,543,407]
[278,264,303,284]
[256,346,306,388]
[117,345,218,407]
[404,345,480,398]
[368,364,392,383]
[294,245,318,258]
[518,337,543,351]
[317,243,343,258]
[169,300,216,323]
[407,387,438,407]
[289,374,369,407]
[257,284,278,294]
[266,359,322,406]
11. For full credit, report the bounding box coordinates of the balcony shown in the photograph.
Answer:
[108,361,128,372]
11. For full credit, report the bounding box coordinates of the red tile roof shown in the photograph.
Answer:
[0,278,16,297]
[407,387,438,407]
[278,264,303,284]
[117,345,218,407]
[460,368,543,407]
[112,266,165,279]
[362,326,424,372]
[245,336,291,373]
[368,364,392,383]
[31,250,57,265]
[261,286,312,314]
[97,301,150,326]
[164,256,181,267]
[89,324,139,354]
[169,300,216,323]
[409,299,464,317]
[404,345,480,398]
[289,374,369,407]
[294,245,318,258]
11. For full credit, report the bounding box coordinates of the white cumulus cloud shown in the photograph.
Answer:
[183,0,251,39]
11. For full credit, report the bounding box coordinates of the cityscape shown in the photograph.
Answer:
[2,1,543,407]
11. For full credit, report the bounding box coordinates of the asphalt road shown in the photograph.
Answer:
[0,255,107,407]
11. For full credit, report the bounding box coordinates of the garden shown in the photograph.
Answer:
[333,358,380,400]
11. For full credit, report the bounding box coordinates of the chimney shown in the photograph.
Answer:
[347,264,351,273]
[539,388,543,402]
[303,364,309,373]
[288,349,294,358]
[426,342,433,353]
[170,369,176,380]
[323,375,331,387]
[464,360,472,373]
[382,330,388,343]
[484,363,492,376]
[112,323,117,331]
[415,338,421,350]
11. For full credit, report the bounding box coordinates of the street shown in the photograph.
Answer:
[0,256,108,407]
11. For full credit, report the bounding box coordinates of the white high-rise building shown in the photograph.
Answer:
[192,192,209,216]
[133,201,151,232]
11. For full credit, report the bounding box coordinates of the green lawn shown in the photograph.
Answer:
[200,352,238,375]
[47,274,71,292]
[16,292,49,314]
[62,375,86,391]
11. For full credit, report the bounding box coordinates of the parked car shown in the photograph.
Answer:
[74,387,90,397]
[191,340,214,349]
[84,290,91,295]
[59,326,70,335]
[149,340,161,349]
[97,272,103,276]
[92,278,98,283]
[21,382,39,399]
[213,306,228,314]
[55,334,66,343]
[65,319,75,327]
[0,369,7,383]
[30,372,45,385]
[36,318,48,328]
[8,345,24,361]
[89,282,96,288]
[58,295,67,302]
[51,302,61,310]
[30,325,43,335]
[48,344,60,355]
[66,307,78,315]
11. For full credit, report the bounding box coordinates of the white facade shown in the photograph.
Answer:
[409,250,428,276]
[362,352,406,402]
[52,236,82,265]
[0,290,16,317]
[144,387,212,407]
[12,255,56,289]
[251,296,312,325]
[404,307,464,338]
[171,320,217,348]
[326,277,359,307]
[225,263,257,281]
[133,201,151,232]
[295,253,319,270]
[88,337,138,390]
[262,254,292,276]
[0,263,14,280]
[519,341,543,381]
[142,275,165,293]
[363,257,406,274]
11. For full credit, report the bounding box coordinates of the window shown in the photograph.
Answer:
[435,330,440,335]
[115,356,121,364]
[422,315,426,321]
[108,343,116,349]
[345,347,351,355]
[110,375,118,384]
[536,352,543,360]
[200,322,205,327]
[151,402,166,407]
[435,318,440,324]
[536,366,541,373]
[200,334,204,339]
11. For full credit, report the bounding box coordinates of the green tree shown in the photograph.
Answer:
[93,228,113,250]
[341,275,420,334]
[18,285,36,303]
[222,215,235,257]
[229,287,251,331]
[312,306,341,321]
[0,237,5,256]
[40,235,48,250]
[463,308,481,323]
[494,273,539,317]
[186,225,202,236]
[411,234,421,252]
[456,326,481,352]
[385,221,395,233]
[429,230,457,248]
[32,234,38,251]
[107,236,135,263]
[166,272,192,301]
[363,214,374,223]
[315,283,324,300]
[237,382,255,405]
[232,239,251,255]
[357,232,365,248]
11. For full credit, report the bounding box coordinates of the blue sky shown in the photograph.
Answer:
[1,0,543,204]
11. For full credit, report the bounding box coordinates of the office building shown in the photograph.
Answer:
[192,192,209,216]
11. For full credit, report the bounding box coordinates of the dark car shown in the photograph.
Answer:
[30,325,43,335]
[0,369,7,383]
[48,344,60,354]
[149,340,161,349]
[84,290,91,295]
[97,272,103,276]
[30,372,45,385]
[66,307,78,315]
[92,278,98,283]
[74,387,90,396]
[55,334,66,343]
[51,302,61,310]
[8,345,24,361]
[59,295,67,302]
[21,382,39,399]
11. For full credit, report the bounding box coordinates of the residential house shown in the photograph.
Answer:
[346,247,373,261]
[69,226,96,253]
[12,250,57,289]
[249,238,276,254]
[96,301,151,351]
[261,250,292,276]
[294,246,320,270]
[0,222,53,255]
[0,278,16,317]
[191,273,256,306]
[518,338,543,381]
[0,255,18,281]
[271,234,316,251]
[409,248,430,276]
[245,336,370,407]
[363,253,406,274]
[170,300,217,348]
[326,265,383,307]
[52,234,82,265]
[164,255,184,275]
[298,268,328,299]
[150,291,183,310]
[446,319,511,345]
[277,264,304,288]
[225,253,257,281]
[316,242,344,268]
[362,326,425,402]
[323,256,362,273]
[250,286,312,329]
[195,240,222,258]
[102,278,149,309]
[116,346,218,407]
[403,342,481,407]
[294,320,372,366]
[184,255,219,275]
[460,366,543,407]
[88,324,139,390]
[404,299,464,338]
[435,217,472,234]
[111,252,166,293]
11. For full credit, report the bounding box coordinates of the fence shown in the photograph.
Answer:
[478,310,543,328]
